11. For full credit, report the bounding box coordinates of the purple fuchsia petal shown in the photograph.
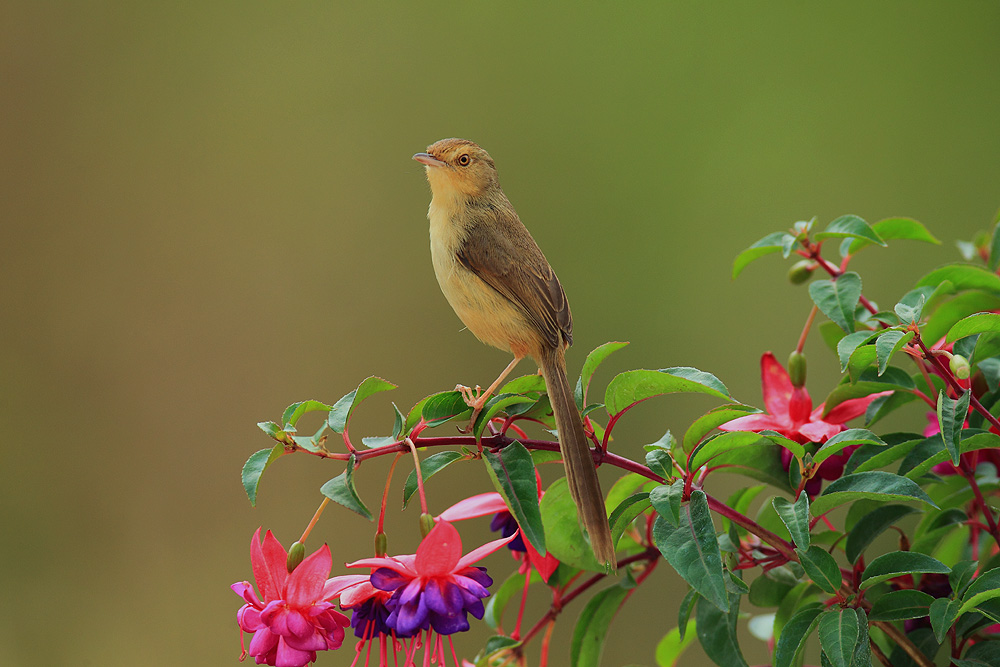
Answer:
[388,584,430,636]
[370,566,411,592]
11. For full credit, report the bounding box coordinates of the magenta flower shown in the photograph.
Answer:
[719,352,890,494]
[439,491,560,582]
[232,529,350,667]
[348,521,513,637]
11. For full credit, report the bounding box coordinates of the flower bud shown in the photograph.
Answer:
[286,541,306,573]
[787,260,815,285]
[374,531,387,557]
[788,351,807,388]
[419,513,435,538]
[950,354,971,380]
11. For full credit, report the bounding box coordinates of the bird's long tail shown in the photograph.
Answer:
[538,345,616,571]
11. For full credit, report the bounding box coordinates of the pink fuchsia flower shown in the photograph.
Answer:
[348,521,514,637]
[439,492,560,583]
[232,529,349,667]
[719,352,890,495]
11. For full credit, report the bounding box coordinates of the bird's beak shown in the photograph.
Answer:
[413,152,447,168]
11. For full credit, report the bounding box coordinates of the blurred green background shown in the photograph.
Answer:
[3,3,998,666]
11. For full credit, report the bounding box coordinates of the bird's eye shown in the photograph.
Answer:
[457,154,471,166]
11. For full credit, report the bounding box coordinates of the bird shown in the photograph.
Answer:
[413,138,615,569]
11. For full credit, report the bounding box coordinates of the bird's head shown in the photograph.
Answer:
[413,138,499,198]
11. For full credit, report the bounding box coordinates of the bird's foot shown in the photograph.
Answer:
[455,384,488,433]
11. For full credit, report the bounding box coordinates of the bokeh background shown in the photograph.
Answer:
[3,3,999,665]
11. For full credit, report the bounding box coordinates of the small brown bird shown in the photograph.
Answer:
[414,138,615,569]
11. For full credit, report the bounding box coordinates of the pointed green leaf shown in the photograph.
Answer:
[937,390,971,465]
[928,597,962,643]
[539,477,603,572]
[809,272,862,333]
[608,492,651,549]
[402,451,465,509]
[868,589,935,621]
[947,313,1000,343]
[327,377,396,433]
[958,567,1000,616]
[950,560,979,598]
[732,231,797,279]
[774,606,823,667]
[241,444,285,506]
[482,635,521,657]
[654,624,698,667]
[817,608,860,667]
[320,455,374,520]
[649,480,684,527]
[605,473,653,517]
[845,217,939,254]
[813,429,886,466]
[845,504,918,563]
[604,367,730,416]
[683,404,761,453]
[811,471,937,516]
[796,545,841,594]
[695,593,748,667]
[917,263,1000,294]
[860,551,950,589]
[678,588,699,640]
[484,441,545,554]
[875,330,914,375]
[575,341,629,409]
[815,214,885,247]
[773,494,810,549]
[837,330,879,371]
[420,390,473,428]
[689,430,775,471]
[569,580,631,667]
[652,490,728,611]
[473,392,542,438]
[484,570,539,629]
[960,640,1000,666]
[257,421,286,440]
[281,399,333,429]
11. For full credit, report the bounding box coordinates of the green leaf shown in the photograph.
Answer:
[937,389,971,465]
[916,263,1000,294]
[950,560,979,598]
[678,588,699,639]
[241,444,285,506]
[817,608,860,667]
[925,291,1000,344]
[947,312,1000,343]
[845,217,940,254]
[860,551,950,589]
[815,214,885,247]
[852,608,871,667]
[320,455,374,520]
[811,471,938,516]
[539,478,603,572]
[654,624,698,667]
[575,341,629,409]
[748,574,794,607]
[652,490,729,611]
[809,272,862,333]
[482,635,521,658]
[962,640,1000,665]
[813,429,886,466]
[868,589,935,621]
[281,399,333,428]
[608,492,651,549]
[649,480,684,527]
[845,504,918,563]
[875,330,914,375]
[473,392,542,438]
[484,442,545,554]
[732,231,797,279]
[837,330,880,371]
[327,377,396,433]
[689,430,774,471]
[604,367,730,416]
[773,606,823,667]
[958,567,1000,616]
[569,580,630,667]
[605,473,653,517]
[420,390,473,428]
[257,420,286,440]
[695,593,748,667]
[683,404,761,453]
[773,494,810,549]
[929,597,962,643]
[402,451,465,509]
[796,545,841,595]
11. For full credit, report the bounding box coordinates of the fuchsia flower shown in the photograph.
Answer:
[439,491,560,582]
[232,529,350,667]
[719,352,890,495]
[348,521,514,637]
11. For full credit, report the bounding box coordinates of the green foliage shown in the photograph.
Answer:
[484,441,545,554]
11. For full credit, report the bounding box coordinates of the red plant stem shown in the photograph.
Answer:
[706,495,797,560]
[377,453,403,535]
[804,246,879,315]
[914,334,1000,433]
[796,305,819,354]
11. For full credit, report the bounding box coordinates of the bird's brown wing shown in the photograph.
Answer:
[456,214,572,350]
